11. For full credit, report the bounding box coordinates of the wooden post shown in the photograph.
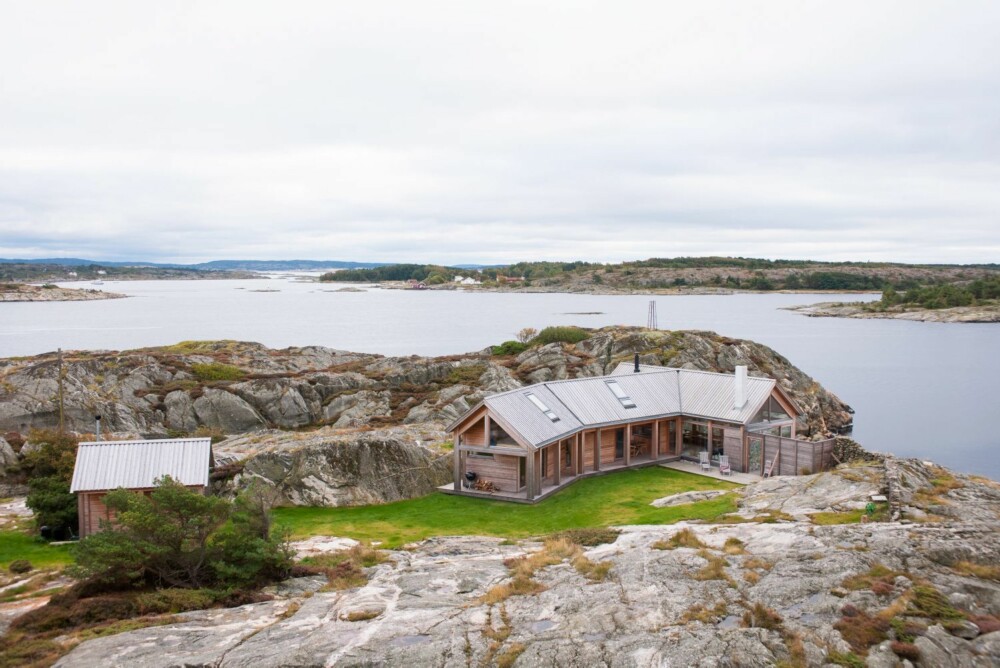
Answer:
[526,453,535,500]
[535,450,542,493]
[576,433,582,475]
[652,420,659,459]
[554,442,562,485]
[624,424,632,466]
[675,417,682,455]
[484,413,491,446]
[453,445,462,491]
[595,429,602,471]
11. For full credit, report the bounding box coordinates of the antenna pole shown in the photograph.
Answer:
[646,300,658,330]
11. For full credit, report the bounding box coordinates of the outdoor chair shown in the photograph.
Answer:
[719,455,733,476]
[699,451,711,471]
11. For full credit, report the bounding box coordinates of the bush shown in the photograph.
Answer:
[491,340,528,356]
[72,476,292,590]
[22,430,79,532]
[529,326,589,346]
[890,641,920,661]
[8,559,32,574]
[190,362,245,382]
[135,588,218,615]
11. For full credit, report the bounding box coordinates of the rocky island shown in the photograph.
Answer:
[0,283,126,302]
[1,327,998,667]
[785,302,1000,323]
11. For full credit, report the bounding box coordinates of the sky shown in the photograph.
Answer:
[0,1,998,265]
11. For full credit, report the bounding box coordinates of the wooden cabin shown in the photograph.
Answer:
[70,437,214,538]
[447,360,835,502]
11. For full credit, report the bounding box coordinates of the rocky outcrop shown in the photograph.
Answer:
[785,301,1000,323]
[0,283,126,302]
[38,460,1000,667]
[0,327,853,440]
[215,425,452,506]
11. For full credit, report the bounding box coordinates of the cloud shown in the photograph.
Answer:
[0,1,998,264]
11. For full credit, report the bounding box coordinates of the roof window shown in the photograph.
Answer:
[525,392,560,422]
[605,380,637,408]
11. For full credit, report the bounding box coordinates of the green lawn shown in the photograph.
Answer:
[274,467,741,548]
[0,530,74,570]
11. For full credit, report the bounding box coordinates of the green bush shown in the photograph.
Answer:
[22,429,79,532]
[72,477,292,589]
[491,340,528,356]
[190,362,245,382]
[135,588,218,614]
[530,326,589,346]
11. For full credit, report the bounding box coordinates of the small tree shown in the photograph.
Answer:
[516,327,538,344]
[22,429,79,532]
[72,476,292,589]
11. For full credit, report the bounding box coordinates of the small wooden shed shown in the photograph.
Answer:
[70,437,214,538]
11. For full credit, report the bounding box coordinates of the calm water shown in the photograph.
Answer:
[2,277,998,478]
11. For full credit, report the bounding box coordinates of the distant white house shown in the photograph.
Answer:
[459,277,481,286]
[96,270,107,275]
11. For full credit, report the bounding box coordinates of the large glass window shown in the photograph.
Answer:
[615,429,625,459]
[711,427,725,460]
[681,421,708,458]
[750,396,792,425]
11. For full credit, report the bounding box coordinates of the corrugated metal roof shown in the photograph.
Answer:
[467,363,781,448]
[70,438,213,492]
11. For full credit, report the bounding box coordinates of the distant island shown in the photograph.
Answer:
[0,282,126,302]
[320,257,1000,297]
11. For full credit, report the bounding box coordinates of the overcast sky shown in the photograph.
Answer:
[0,1,998,265]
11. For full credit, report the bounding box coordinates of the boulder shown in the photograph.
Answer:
[193,388,265,432]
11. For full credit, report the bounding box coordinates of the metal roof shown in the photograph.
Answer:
[70,438,213,493]
[460,363,781,449]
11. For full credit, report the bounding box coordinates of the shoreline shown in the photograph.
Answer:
[0,284,127,303]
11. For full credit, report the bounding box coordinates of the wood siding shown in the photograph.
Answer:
[600,429,621,464]
[761,435,836,476]
[78,485,206,538]
[723,427,744,473]
[465,453,521,492]
[462,420,486,446]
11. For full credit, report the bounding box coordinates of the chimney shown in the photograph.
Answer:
[734,366,747,409]
[634,353,641,373]
[94,415,102,441]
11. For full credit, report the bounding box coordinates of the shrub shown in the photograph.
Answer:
[135,588,218,615]
[908,584,963,620]
[834,606,889,653]
[550,528,620,547]
[72,476,292,590]
[8,559,32,574]
[529,326,589,346]
[22,429,79,532]
[723,537,745,555]
[491,340,528,356]
[190,362,245,382]
[827,652,865,668]
[890,641,920,661]
[516,327,538,343]
[968,614,1000,634]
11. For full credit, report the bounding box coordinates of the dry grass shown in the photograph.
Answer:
[841,563,900,592]
[680,600,728,624]
[953,560,1000,581]
[481,535,612,604]
[743,557,773,572]
[652,528,705,550]
[722,537,745,555]
[302,543,390,592]
[495,642,526,668]
[834,605,889,654]
[742,602,783,630]
[744,570,761,585]
[914,471,964,508]
[344,609,382,622]
[693,550,732,583]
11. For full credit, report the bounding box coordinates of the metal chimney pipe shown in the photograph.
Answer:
[94,415,102,441]
[734,366,747,409]
[634,353,640,373]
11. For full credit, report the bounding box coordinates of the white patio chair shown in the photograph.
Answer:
[699,451,711,471]
[719,455,733,476]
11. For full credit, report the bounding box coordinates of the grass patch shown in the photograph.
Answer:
[841,563,900,592]
[952,560,1000,581]
[0,530,74,570]
[723,537,745,555]
[190,362,246,382]
[907,584,963,620]
[496,642,526,668]
[742,602,783,630]
[530,326,589,346]
[834,605,889,654]
[827,651,865,668]
[299,544,389,592]
[274,468,738,548]
[681,600,728,624]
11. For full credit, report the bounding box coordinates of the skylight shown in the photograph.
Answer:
[525,392,560,422]
[605,380,637,408]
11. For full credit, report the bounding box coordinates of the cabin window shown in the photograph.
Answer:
[751,396,792,424]
[470,452,494,459]
[526,393,560,422]
[562,442,572,466]
[605,380,636,408]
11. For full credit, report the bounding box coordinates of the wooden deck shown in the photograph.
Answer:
[659,459,761,485]
[440,455,681,504]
